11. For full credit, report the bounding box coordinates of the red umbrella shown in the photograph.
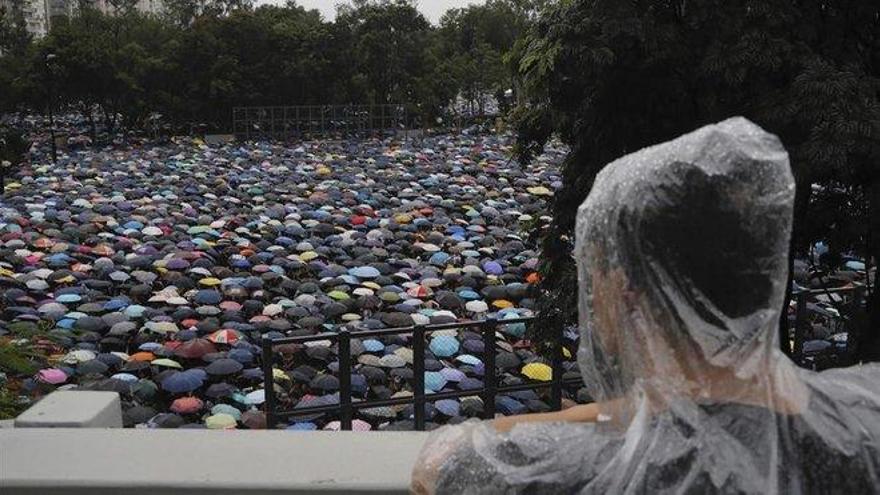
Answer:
[170,396,204,414]
[174,338,217,359]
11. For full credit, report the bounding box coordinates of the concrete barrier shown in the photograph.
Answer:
[13,391,122,428]
[0,428,428,494]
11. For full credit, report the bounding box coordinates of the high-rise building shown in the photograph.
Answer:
[1,0,50,38]
[0,0,163,39]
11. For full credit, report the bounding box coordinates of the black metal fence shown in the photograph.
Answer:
[260,284,866,430]
[233,104,407,140]
[790,285,866,366]
[261,317,584,430]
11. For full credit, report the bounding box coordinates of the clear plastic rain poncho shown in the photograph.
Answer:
[412,117,880,494]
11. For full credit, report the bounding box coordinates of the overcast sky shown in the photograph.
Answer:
[276,1,487,24]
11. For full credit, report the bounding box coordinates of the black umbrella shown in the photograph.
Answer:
[205,358,244,376]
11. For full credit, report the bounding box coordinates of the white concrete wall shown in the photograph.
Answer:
[0,429,428,494]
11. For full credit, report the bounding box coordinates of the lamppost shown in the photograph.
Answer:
[45,52,58,164]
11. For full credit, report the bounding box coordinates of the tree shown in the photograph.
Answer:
[0,127,29,194]
[510,0,880,360]
[336,0,432,116]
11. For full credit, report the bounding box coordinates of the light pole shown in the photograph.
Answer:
[45,53,58,164]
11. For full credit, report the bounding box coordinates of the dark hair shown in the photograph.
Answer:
[620,160,791,323]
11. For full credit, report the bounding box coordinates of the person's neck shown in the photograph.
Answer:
[640,350,810,416]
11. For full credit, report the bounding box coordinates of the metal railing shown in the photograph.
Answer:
[261,317,583,430]
[233,104,407,140]
[260,284,866,429]
[790,285,866,364]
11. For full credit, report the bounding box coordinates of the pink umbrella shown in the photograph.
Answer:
[37,368,68,385]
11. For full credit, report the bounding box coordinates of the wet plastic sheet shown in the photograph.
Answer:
[413,117,880,494]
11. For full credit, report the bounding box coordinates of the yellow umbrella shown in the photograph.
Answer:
[527,186,553,196]
[205,413,237,429]
[328,290,350,301]
[521,362,552,382]
[199,277,222,287]
[299,251,319,262]
[150,358,183,369]
[492,299,514,309]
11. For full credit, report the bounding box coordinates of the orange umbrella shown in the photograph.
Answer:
[170,396,204,414]
[130,352,156,362]
[526,272,541,284]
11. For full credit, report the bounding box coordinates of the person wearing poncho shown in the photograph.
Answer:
[411,118,880,494]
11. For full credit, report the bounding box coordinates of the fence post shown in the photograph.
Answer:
[482,318,497,420]
[261,337,277,429]
[793,291,808,363]
[413,324,426,430]
[551,323,563,411]
[338,329,353,431]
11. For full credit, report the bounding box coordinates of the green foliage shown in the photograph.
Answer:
[0,0,538,131]
[0,341,41,376]
[0,126,29,193]
[509,0,880,347]
[0,386,30,420]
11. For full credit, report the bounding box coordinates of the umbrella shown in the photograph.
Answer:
[205,382,238,399]
[244,389,266,405]
[161,370,205,393]
[211,404,242,420]
[324,419,372,431]
[174,338,217,359]
[521,362,552,382]
[241,410,267,429]
[424,371,448,392]
[208,329,240,345]
[170,396,204,414]
[287,422,318,431]
[429,335,460,357]
[130,379,158,401]
[205,413,237,430]
[151,358,183,369]
[435,399,460,417]
[37,368,67,384]
[310,374,340,391]
[124,405,157,426]
[205,358,244,376]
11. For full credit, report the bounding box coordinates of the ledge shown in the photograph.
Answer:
[0,429,429,494]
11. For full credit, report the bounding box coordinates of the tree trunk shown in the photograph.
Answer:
[780,176,813,356]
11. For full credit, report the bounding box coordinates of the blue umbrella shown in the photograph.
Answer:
[424,371,447,392]
[228,348,254,364]
[286,422,318,431]
[429,252,450,266]
[362,339,385,353]
[459,377,483,390]
[349,266,380,279]
[435,399,460,417]
[496,395,526,415]
[161,370,205,393]
[429,335,459,358]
